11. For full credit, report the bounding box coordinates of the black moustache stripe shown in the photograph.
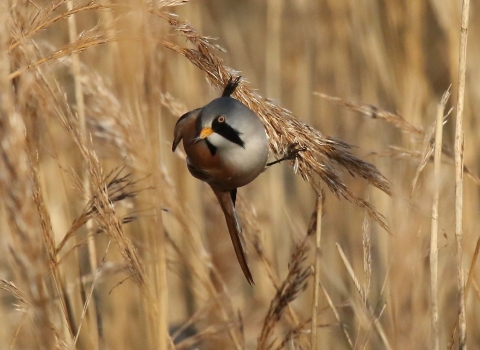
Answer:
[214,122,245,148]
[205,139,217,156]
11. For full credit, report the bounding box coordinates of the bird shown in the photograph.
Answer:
[172,77,269,285]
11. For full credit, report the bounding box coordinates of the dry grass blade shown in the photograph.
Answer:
[237,198,282,288]
[372,146,480,186]
[411,121,437,196]
[72,241,111,347]
[319,282,353,349]
[311,195,323,350]
[31,164,58,265]
[157,12,392,232]
[336,243,365,303]
[78,64,138,160]
[362,216,372,301]
[336,243,392,350]
[447,237,480,350]
[465,238,480,295]
[314,92,424,137]
[454,1,470,348]
[31,161,78,340]
[164,229,244,350]
[237,192,309,344]
[171,298,245,350]
[159,92,188,117]
[149,0,191,8]
[430,89,449,350]
[275,317,332,350]
[257,241,312,350]
[175,322,237,350]
[64,2,102,338]
[0,281,30,310]
[358,303,387,350]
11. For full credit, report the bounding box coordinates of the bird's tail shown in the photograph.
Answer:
[211,187,254,285]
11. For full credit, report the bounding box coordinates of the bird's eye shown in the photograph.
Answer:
[217,115,225,123]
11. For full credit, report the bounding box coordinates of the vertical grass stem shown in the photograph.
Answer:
[454,0,470,348]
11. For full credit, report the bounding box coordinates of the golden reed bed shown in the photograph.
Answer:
[0,1,477,349]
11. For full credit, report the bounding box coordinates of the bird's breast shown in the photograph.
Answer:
[183,135,267,191]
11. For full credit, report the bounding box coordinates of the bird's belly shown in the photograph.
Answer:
[183,138,267,191]
[218,150,266,188]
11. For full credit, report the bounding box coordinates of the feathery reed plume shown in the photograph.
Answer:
[236,192,311,334]
[157,12,392,232]
[8,0,112,82]
[316,92,480,187]
[31,61,149,292]
[0,15,74,343]
[88,166,146,287]
[0,84,62,347]
[56,166,140,255]
[10,33,113,80]
[31,161,80,340]
[258,240,312,349]
[9,1,108,52]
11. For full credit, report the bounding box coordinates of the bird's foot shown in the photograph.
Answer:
[266,143,307,167]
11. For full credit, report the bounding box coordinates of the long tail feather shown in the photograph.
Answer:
[211,187,254,285]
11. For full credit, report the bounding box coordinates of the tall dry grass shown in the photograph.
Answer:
[0,0,479,349]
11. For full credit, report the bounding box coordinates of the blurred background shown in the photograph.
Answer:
[1,0,479,349]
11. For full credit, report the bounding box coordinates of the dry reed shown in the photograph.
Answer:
[430,89,449,350]
[159,12,392,232]
[257,239,312,350]
[454,1,470,348]
[0,1,478,349]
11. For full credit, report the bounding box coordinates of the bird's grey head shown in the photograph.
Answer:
[195,97,262,150]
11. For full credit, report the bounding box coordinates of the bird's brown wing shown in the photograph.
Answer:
[211,187,254,285]
[172,108,201,152]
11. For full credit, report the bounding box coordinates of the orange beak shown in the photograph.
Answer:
[194,127,213,143]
